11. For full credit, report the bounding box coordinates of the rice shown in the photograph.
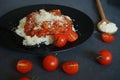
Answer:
[15,17,53,46]
[15,9,75,46]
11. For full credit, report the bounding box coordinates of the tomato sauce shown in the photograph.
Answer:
[24,9,73,37]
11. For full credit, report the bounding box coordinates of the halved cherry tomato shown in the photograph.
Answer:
[50,9,61,15]
[53,34,67,47]
[96,50,112,65]
[101,33,115,43]
[24,22,34,36]
[62,61,79,74]
[19,77,30,80]
[26,12,37,21]
[16,59,33,74]
[65,29,78,42]
[42,55,59,71]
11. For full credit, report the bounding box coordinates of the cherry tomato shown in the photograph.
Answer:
[65,29,78,42]
[24,22,34,36]
[96,50,112,65]
[42,55,59,71]
[50,9,61,15]
[62,61,79,74]
[101,33,115,43]
[26,12,37,21]
[19,77,30,80]
[53,34,67,47]
[16,59,33,74]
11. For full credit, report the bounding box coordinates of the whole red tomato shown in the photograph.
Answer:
[16,59,33,74]
[96,50,112,65]
[101,33,115,43]
[42,55,59,71]
[19,77,30,80]
[65,29,78,42]
[53,34,67,47]
[62,61,79,74]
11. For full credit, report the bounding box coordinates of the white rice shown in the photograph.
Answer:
[15,17,53,46]
[99,21,118,34]
[15,9,75,46]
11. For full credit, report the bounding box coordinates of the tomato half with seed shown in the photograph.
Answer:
[101,33,115,43]
[53,34,67,47]
[96,50,112,65]
[65,29,78,42]
[62,61,79,74]
[42,55,59,71]
[16,59,33,74]
[19,77,30,80]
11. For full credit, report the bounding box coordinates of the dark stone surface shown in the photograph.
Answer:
[0,0,120,80]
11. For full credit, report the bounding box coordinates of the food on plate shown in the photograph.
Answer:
[96,50,112,65]
[19,77,30,80]
[16,59,33,73]
[62,61,79,74]
[65,28,78,42]
[42,55,59,71]
[98,21,118,34]
[15,9,78,47]
[53,34,67,47]
[101,33,115,43]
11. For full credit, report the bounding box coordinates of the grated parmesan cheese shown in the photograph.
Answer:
[15,9,74,46]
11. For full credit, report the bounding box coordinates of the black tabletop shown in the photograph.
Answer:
[0,0,120,80]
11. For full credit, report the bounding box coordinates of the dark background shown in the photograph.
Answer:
[0,0,120,80]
